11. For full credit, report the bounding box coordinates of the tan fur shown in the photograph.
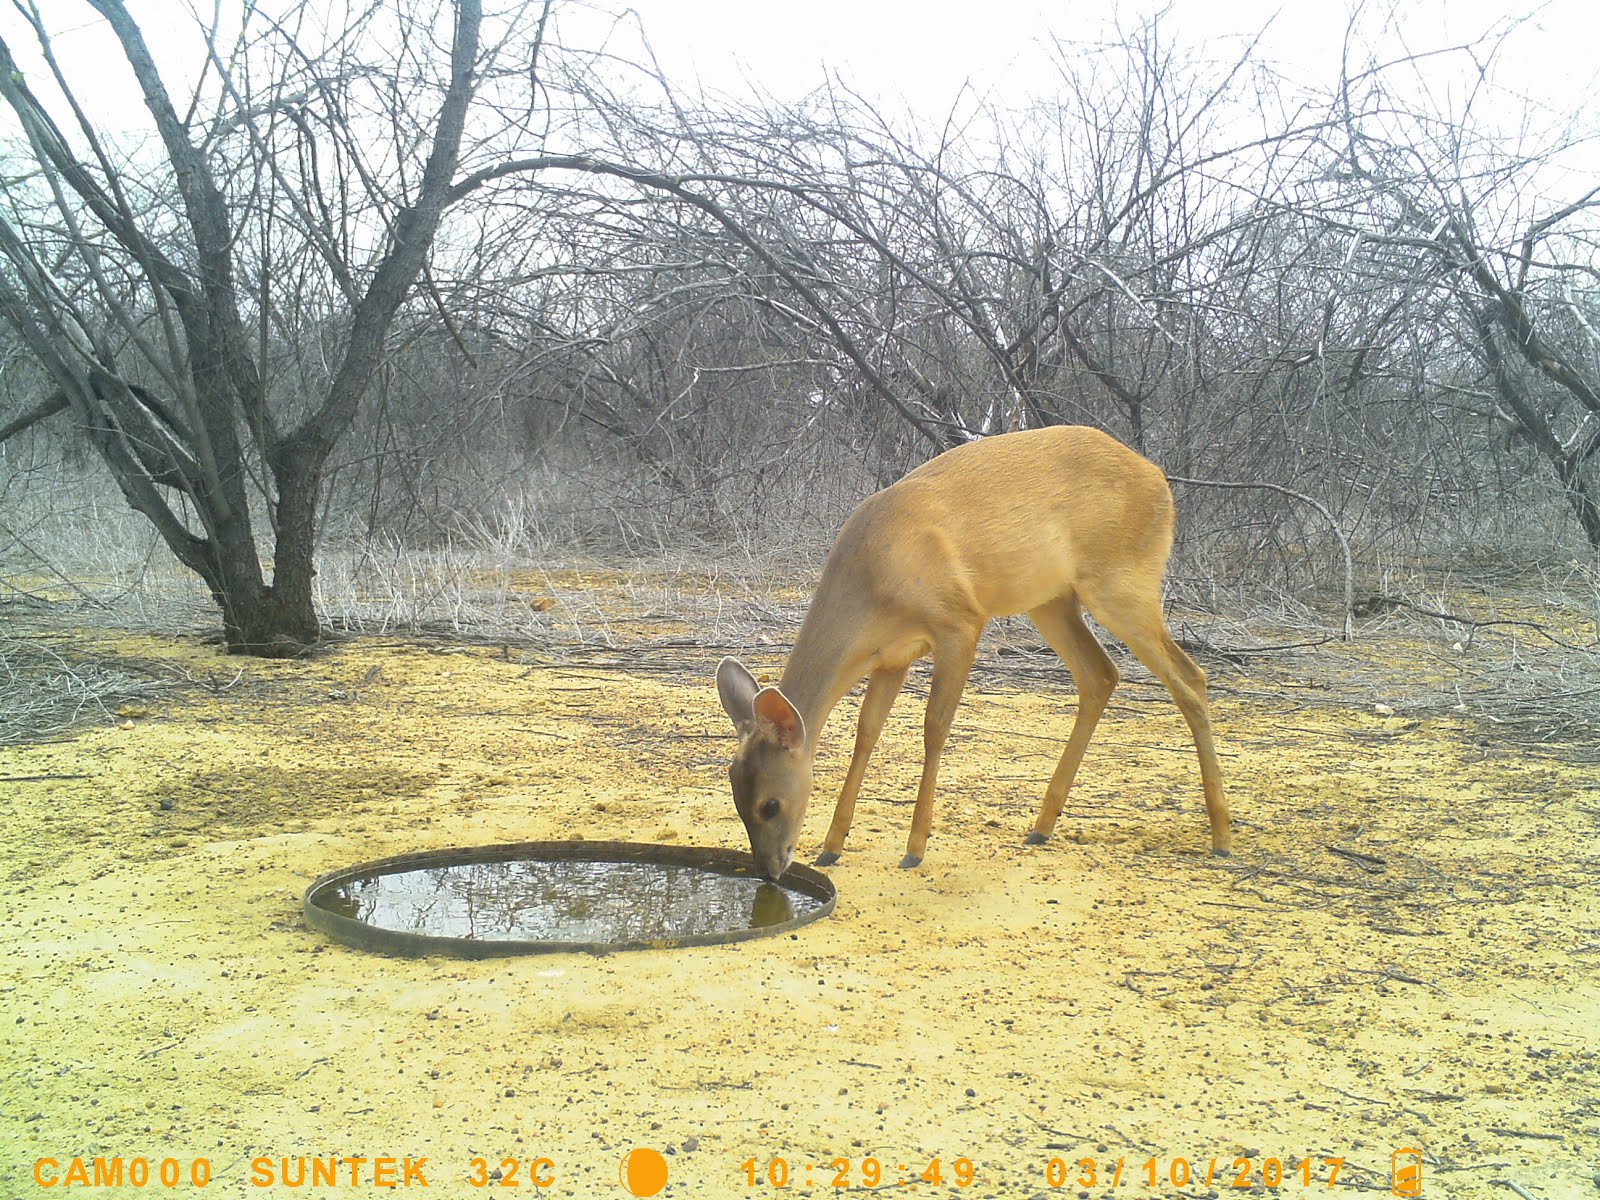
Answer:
[716,425,1230,879]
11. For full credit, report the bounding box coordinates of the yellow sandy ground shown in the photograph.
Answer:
[1,613,1597,1199]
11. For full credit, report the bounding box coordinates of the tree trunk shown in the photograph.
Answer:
[0,1,484,656]
[1477,309,1600,552]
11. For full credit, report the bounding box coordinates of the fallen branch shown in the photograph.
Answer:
[1327,846,1387,872]
[1368,595,1596,651]
[1487,1127,1564,1142]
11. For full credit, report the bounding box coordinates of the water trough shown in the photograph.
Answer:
[303,840,836,958]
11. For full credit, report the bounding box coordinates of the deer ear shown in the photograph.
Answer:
[716,656,760,730]
[752,686,806,752]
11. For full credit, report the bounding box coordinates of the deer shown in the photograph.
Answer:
[715,425,1231,881]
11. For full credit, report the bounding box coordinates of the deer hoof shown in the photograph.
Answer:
[1023,831,1048,846]
[898,853,922,870]
[1211,846,1232,857]
[814,849,840,867]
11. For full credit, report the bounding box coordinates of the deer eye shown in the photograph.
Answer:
[759,798,781,821]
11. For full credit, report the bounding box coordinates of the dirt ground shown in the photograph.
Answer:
[2,575,1598,1199]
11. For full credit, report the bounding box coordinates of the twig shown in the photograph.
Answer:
[1327,1085,1386,1108]
[1104,1124,1162,1153]
[1350,967,1448,995]
[1191,635,1336,656]
[1377,595,1596,652]
[1327,846,1387,871]
[1023,1113,1093,1142]
[1168,474,1355,639]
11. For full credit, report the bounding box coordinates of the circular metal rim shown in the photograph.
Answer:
[303,840,837,958]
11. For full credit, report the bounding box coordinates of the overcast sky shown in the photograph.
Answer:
[622,0,1597,119]
[4,0,1595,152]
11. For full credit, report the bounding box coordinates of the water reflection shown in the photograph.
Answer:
[311,858,816,944]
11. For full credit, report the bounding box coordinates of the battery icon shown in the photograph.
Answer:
[1391,1148,1423,1197]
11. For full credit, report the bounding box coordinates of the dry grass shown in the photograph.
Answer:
[1,470,1595,1200]
[0,624,169,746]
[1,600,1596,1199]
[5,561,1598,743]
[1,460,1596,753]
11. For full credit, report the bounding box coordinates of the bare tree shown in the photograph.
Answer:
[4,0,1590,636]
[0,0,494,652]
[1299,21,1600,550]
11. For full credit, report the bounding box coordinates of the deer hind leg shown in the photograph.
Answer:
[1086,587,1232,855]
[902,627,980,869]
[816,663,910,866]
[1023,595,1120,846]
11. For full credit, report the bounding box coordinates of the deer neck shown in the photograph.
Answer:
[777,576,873,758]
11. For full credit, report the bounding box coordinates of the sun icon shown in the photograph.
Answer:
[620,1147,669,1197]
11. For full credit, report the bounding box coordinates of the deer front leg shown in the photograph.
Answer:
[902,632,978,868]
[817,664,910,865]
